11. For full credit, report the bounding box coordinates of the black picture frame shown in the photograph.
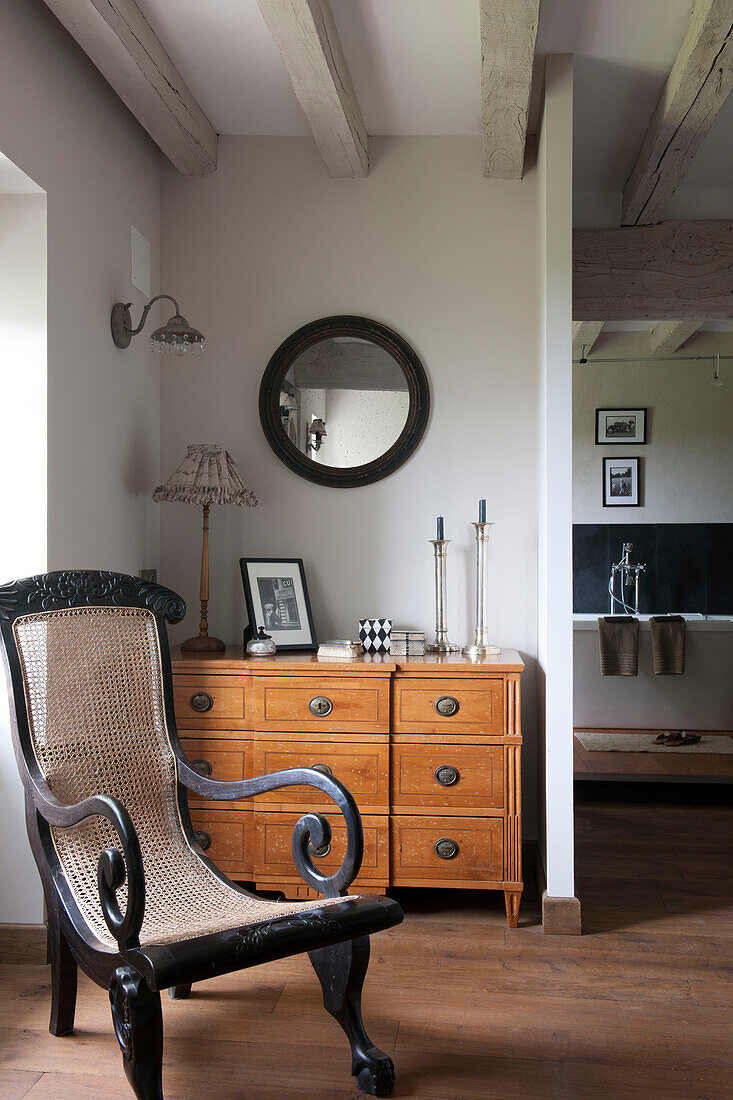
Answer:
[595,407,647,445]
[603,456,640,507]
[259,315,430,489]
[239,557,317,650]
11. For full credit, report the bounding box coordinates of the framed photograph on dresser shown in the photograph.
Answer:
[240,557,317,650]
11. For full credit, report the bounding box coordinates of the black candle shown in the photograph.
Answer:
[437,515,444,540]
[479,499,486,523]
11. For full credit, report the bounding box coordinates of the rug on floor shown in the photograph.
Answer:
[575,731,733,753]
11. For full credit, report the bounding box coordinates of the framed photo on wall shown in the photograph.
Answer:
[239,558,317,650]
[596,408,647,445]
[603,457,640,507]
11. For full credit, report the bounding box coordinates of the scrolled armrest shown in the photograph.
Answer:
[177,760,364,898]
[30,776,145,950]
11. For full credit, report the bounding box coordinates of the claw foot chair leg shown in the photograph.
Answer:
[109,967,164,1100]
[309,937,395,1097]
[48,918,77,1036]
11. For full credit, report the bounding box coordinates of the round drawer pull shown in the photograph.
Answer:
[434,837,459,860]
[189,691,213,713]
[434,695,459,717]
[194,830,212,851]
[309,841,331,858]
[311,763,333,777]
[309,696,333,717]
[191,758,212,777]
[435,764,460,787]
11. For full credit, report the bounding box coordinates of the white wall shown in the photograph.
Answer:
[536,56,576,901]
[160,135,540,833]
[0,0,162,923]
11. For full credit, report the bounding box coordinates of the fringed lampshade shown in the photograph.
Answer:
[153,444,257,652]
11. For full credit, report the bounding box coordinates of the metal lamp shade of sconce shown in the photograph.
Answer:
[153,444,257,653]
[111,294,205,356]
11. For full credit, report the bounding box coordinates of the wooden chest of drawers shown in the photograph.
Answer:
[171,648,523,926]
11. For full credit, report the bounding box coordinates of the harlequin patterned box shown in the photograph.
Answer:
[358,618,392,653]
[390,630,426,657]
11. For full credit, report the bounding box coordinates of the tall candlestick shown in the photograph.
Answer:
[426,537,460,653]
[437,515,444,540]
[463,521,500,658]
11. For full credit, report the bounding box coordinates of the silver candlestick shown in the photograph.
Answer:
[426,539,460,653]
[463,522,500,657]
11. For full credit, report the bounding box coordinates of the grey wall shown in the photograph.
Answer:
[160,135,540,834]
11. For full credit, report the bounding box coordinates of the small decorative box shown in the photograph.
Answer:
[390,629,426,657]
[358,618,392,653]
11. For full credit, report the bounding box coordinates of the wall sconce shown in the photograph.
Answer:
[111,294,205,356]
[307,417,327,452]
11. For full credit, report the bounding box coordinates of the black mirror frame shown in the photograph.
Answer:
[259,315,430,488]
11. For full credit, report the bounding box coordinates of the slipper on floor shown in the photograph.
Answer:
[679,734,702,746]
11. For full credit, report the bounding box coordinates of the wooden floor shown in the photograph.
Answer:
[2,782,732,1099]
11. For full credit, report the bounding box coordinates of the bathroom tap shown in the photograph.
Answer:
[609,542,645,615]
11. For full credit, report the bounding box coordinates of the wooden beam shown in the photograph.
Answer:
[572,321,604,358]
[42,0,217,175]
[480,0,541,178]
[649,320,703,355]
[622,0,733,226]
[257,0,368,178]
[573,220,733,319]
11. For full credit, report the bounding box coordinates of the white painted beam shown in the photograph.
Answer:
[572,321,604,358]
[42,0,217,175]
[622,0,733,226]
[257,0,368,178]
[480,0,541,179]
[649,320,703,355]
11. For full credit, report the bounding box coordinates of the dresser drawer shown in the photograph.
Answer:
[173,676,245,723]
[179,737,252,806]
[189,808,254,878]
[252,676,389,734]
[391,743,504,812]
[390,815,503,884]
[392,678,504,735]
[253,741,389,811]
[254,811,388,886]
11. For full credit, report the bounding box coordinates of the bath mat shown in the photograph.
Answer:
[575,731,733,754]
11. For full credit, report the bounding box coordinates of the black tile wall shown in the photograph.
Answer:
[573,523,733,614]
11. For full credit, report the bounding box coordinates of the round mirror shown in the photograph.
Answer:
[259,316,430,488]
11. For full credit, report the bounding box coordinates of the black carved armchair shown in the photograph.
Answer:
[0,571,403,1099]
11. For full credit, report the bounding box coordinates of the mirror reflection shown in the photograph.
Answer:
[279,336,409,468]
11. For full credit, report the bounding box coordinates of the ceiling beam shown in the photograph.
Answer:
[572,321,604,358]
[42,0,217,175]
[649,320,704,355]
[257,0,368,178]
[480,0,541,178]
[622,0,733,226]
[573,220,733,319]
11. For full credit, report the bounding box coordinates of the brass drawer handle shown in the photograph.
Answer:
[434,695,459,717]
[311,763,333,777]
[191,758,213,777]
[435,765,460,787]
[309,696,333,717]
[434,837,459,860]
[309,841,331,858]
[189,691,213,713]
[194,830,212,851]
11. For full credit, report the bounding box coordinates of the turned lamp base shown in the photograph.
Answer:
[181,634,226,653]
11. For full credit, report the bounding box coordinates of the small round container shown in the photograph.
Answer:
[246,626,276,656]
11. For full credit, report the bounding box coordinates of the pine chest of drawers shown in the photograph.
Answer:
[171,648,523,926]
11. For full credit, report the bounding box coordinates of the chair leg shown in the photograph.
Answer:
[109,966,164,1100]
[168,983,192,1000]
[48,917,77,1036]
[309,936,395,1097]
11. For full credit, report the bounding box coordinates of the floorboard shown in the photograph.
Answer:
[1,781,731,1098]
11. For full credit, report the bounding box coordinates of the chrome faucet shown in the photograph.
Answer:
[609,542,645,615]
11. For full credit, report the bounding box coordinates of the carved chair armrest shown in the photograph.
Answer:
[177,760,364,898]
[29,775,145,951]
